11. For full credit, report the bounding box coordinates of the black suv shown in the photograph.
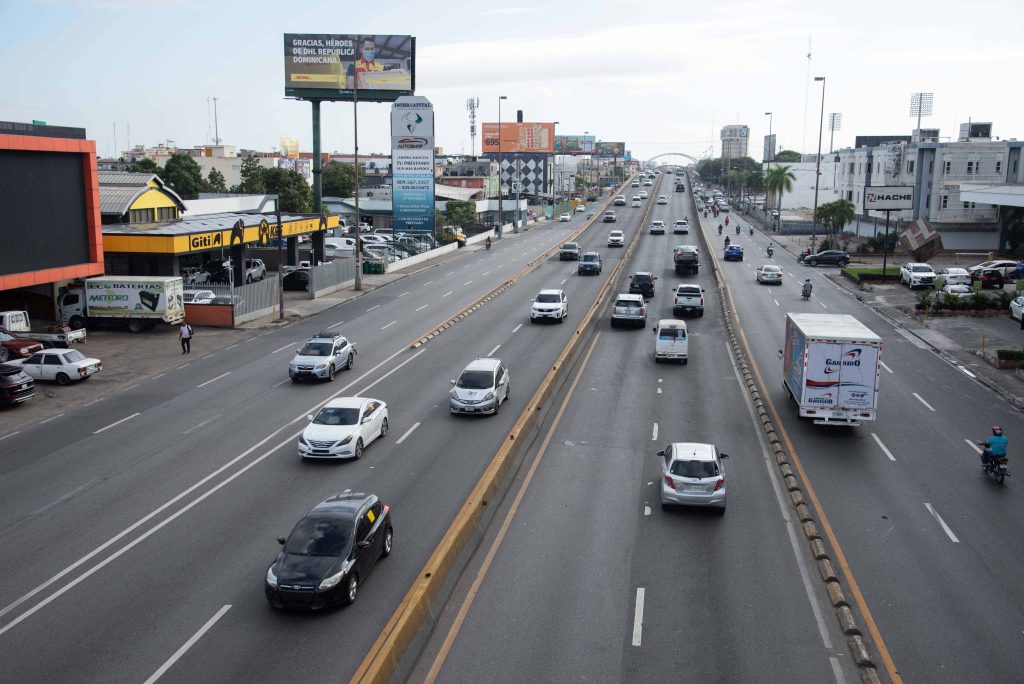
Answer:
[0,363,35,406]
[578,252,602,275]
[628,272,657,298]
[559,242,581,260]
[801,250,849,267]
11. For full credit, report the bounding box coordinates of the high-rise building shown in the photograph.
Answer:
[721,125,749,159]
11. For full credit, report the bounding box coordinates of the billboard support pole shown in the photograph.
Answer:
[353,87,363,291]
[311,99,323,267]
[515,158,521,233]
[881,210,891,285]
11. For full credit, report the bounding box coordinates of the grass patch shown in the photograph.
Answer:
[843,265,902,281]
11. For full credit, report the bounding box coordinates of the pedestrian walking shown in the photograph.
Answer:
[179,321,194,354]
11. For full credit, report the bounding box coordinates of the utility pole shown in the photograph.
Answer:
[213,97,221,145]
[811,76,826,253]
[497,95,507,237]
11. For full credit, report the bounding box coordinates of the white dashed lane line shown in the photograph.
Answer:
[366,304,380,312]
[487,344,501,356]
[327,320,345,330]
[651,422,659,440]
[925,503,960,543]
[631,588,645,647]
[197,372,231,389]
[381,321,397,330]
[271,342,294,354]
[442,291,454,298]
[870,432,896,462]
[397,291,409,298]
[415,304,429,312]
[879,361,893,374]
[512,323,523,333]
[913,392,935,412]
[94,412,141,434]
[395,422,421,445]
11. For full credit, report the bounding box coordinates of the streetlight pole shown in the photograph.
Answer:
[764,111,773,219]
[497,95,507,238]
[552,121,559,217]
[811,76,826,253]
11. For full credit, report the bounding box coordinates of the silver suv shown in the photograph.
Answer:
[289,331,356,382]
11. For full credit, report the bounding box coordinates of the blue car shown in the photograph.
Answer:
[724,245,744,262]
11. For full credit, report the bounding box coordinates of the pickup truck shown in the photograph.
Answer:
[0,311,87,347]
[673,245,700,275]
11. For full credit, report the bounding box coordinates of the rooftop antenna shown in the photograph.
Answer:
[909,92,934,132]
[207,97,212,145]
[213,97,221,145]
[466,97,479,156]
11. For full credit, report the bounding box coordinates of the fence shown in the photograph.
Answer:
[184,279,278,325]
[309,258,357,298]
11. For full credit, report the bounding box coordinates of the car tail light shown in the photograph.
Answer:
[663,475,676,490]
[713,478,725,492]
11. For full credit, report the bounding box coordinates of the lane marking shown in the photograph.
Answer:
[442,291,454,298]
[0,431,20,442]
[176,363,191,369]
[560,278,567,285]
[39,414,64,425]
[879,361,893,374]
[381,321,397,330]
[394,422,421,445]
[895,327,930,350]
[871,432,896,462]
[487,344,501,356]
[446,271,455,276]
[30,479,101,516]
[912,392,935,412]
[367,304,381,312]
[925,503,960,543]
[643,506,651,516]
[272,378,290,388]
[197,372,231,389]
[240,337,257,344]
[463,280,474,286]
[964,439,982,454]
[415,304,429,312]
[512,323,523,333]
[397,291,410,298]
[152,373,166,380]
[183,415,220,435]
[225,344,238,350]
[631,587,645,647]
[656,387,662,394]
[774,298,780,307]
[327,320,346,330]
[271,342,294,354]
[651,422,658,441]
[94,412,140,434]
[122,384,139,392]
[423,280,433,286]
[481,271,491,276]
[819,301,829,309]
[142,605,231,684]
[958,366,976,378]
[201,353,215,360]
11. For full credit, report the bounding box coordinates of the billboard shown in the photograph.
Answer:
[279,137,300,158]
[763,134,776,161]
[391,96,435,234]
[284,34,415,102]
[594,141,625,157]
[863,186,914,211]
[554,135,595,155]
[482,123,555,154]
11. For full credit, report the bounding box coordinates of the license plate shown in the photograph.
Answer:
[684,484,703,492]
[21,383,29,390]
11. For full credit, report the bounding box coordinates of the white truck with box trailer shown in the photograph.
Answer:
[60,276,185,333]
[782,313,882,426]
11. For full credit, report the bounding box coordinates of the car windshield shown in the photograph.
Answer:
[677,287,700,295]
[0,332,13,342]
[762,266,781,273]
[671,459,718,479]
[457,370,494,389]
[284,516,351,557]
[313,407,360,425]
[615,299,640,308]
[658,327,686,340]
[911,265,932,272]
[582,255,598,262]
[536,294,561,303]
[633,275,652,283]
[563,243,578,250]
[62,350,86,363]
[298,342,333,356]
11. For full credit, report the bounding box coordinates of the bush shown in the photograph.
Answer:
[996,349,1024,361]
[916,290,933,311]
[969,292,992,311]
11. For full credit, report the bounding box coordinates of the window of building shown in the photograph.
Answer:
[847,191,853,201]
[129,208,152,223]
[848,162,855,174]
[1014,160,1019,175]
[907,160,915,174]
[925,194,930,208]
[966,161,975,175]
[962,201,976,209]
[996,160,1002,174]
[944,160,951,174]
[929,160,934,174]
[156,207,177,221]
[941,195,948,209]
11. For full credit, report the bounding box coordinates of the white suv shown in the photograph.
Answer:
[673,219,689,234]
[530,289,568,323]
[610,294,647,328]
[450,357,510,415]
[289,331,356,382]
[900,262,936,289]
[607,230,625,247]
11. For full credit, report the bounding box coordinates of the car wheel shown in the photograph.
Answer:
[127,319,146,334]
[346,352,354,370]
[661,501,672,511]
[717,505,726,516]
[493,396,500,415]
[246,275,253,284]
[0,348,7,362]
[56,372,72,386]
[381,526,394,558]
[69,315,86,331]
[354,439,363,460]
[342,574,359,605]
[808,259,818,267]
[327,364,335,382]
[290,376,299,383]
[530,317,536,324]
[380,417,388,439]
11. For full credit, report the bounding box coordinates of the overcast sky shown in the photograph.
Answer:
[2,0,1021,164]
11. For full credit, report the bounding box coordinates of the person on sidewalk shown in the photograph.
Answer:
[179,321,194,354]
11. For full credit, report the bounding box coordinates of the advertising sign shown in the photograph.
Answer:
[763,134,776,161]
[863,186,914,211]
[391,96,435,234]
[594,141,625,157]
[554,135,595,155]
[284,34,415,102]
[482,123,555,154]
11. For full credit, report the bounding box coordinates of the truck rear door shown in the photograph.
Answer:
[836,343,879,411]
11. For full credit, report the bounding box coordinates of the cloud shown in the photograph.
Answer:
[480,6,533,15]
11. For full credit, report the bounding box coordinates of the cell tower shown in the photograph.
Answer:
[467,97,480,156]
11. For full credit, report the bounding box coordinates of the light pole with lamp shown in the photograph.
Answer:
[764,111,773,223]
[551,121,559,217]
[496,95,507,237]
[810,76,826,254]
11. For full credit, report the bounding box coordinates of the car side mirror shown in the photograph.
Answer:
[652,326,657,332]
[357,540,371,550]
[656,450,665,456]
[450,379,456,385]
[307,415,314,421]
[362,416,372,424]
[277,537,286,545]
[720,453,730,459]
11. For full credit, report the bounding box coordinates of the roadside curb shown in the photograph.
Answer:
[693,187,885,682]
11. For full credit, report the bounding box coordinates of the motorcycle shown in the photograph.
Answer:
[724,216,730,226]
[979,443,1010,484]
[767,246,774,258]
[749,227,754,236]
[718,225,723,235]
[485,240,492,250]
[735,225,741,235]
[801,287,812,300]
[724,236,731,247]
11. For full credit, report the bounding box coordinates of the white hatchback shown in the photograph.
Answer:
[656,195,669,205]
[450,357,510,415]
[659,442,729,514]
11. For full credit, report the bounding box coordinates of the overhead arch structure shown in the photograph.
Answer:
[646,152,702,165]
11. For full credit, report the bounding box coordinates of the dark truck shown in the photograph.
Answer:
[673,245,700,275]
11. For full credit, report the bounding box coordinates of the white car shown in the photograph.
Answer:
[183,289,217,304]
[1010,296,1024,321]
[900,262,937,289]
[658,442,729,514]
[450,357,510,415]
[656,195,669,205]
[607,230,625,247]
[650,221,666,234]
[297,397,388,460]
[968,260,1019,278]
[937,284,974,303]
[756,264,783,284]
[531,289,568,323]
[610,293,647,328]
[638,190,649,200]
[559,212,572,222]
[630,198,642,208]
[937,267,972,286]
[575,204,586,213]
[12,348,102,385]
[673,219,689,234]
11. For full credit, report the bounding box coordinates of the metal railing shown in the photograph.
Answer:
[309,258,357,298]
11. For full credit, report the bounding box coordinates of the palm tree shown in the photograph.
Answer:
[764,164,796,213]
[745,170,764,207]
[816,199,856,239]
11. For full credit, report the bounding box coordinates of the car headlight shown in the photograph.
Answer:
[319,571,343,590]
[266,566,278,588]
[338,435,352,446]
[298,435,309,446]
[316,362,328,370]
[483,392,494,401]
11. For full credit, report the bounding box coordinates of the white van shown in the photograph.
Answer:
[653,319,688,364]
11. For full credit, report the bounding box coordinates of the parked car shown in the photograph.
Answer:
[800,250,849,267]
[183,289,217,304]
[607,230,625,247]
[724,245,744,261]
[0,362,35,406]
[449,357,510,415]
[289,331,356,382]
[559,242,581,260]
[244,259,267,283]
[629,272,657,298]
[12,348,101,385]
[610,294,647,328]
[181,267,210,285]
[673,219,689,234]
[283,268,311,291]
[936,267,972,286]
[937,284,974,303]
[756,264,783,284]
[900,262,937,289]
[297,396,386,459]
[649,220,666,234]
[559,212,572,222]
[672,284,704,317]
[968,259,1019,278]
[972,268,1006,289]
[530,289,568,323]
[658,442,729,514]
[1010,296,1024,321]
[264,492,392,609]
[0,330,44,363]
[578,252,602,275]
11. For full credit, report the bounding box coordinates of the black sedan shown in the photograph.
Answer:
[800,249,849,267]
[265,492,393,609]
[283,268,311,291]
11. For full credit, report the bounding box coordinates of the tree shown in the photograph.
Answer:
[261,167,312,212]
[207,168,227,193]
[322,161,364,198]
[445,200,477,228]
[774,149,802,163]
[162,153,208,198]
[765,164,796,212]
[130,158,162,177]
[745,169,765,197]
[815,199,855,237]
[236,155,266,194]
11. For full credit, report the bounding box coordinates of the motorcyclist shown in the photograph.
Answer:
[802,279,813,298]
[485,236,492,250]
[749,227,754,236]
[767,244,774,257]
[724,236,731,247]
[981,425,1009,466]
[718,224,723,235]
[735,225,741,235]
[725,216,730,226]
